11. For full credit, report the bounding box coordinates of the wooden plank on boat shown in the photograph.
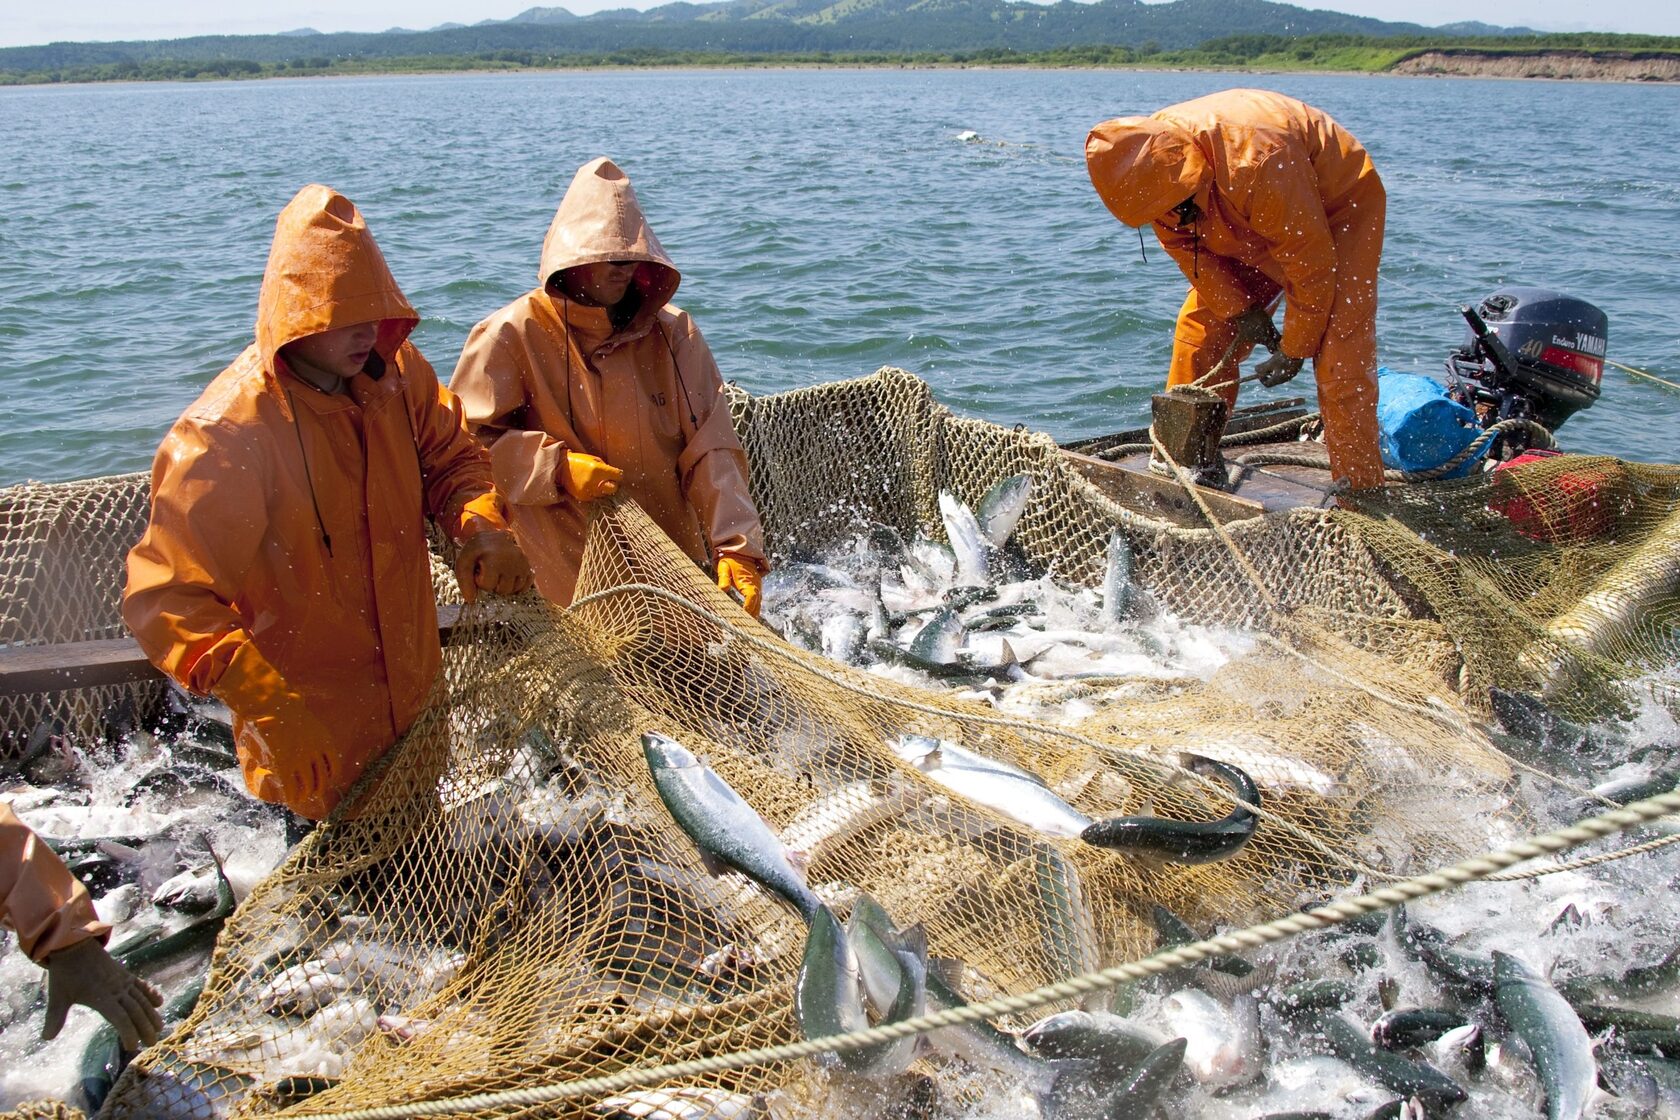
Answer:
[1060,448,1265,527]
[0,637,160,695]
[0,605,466,697]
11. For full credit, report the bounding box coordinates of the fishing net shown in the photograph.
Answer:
[0,473,162,758]
[0,367,1674,1118]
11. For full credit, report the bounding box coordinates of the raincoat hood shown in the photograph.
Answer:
[538,157,681,319]
[1085,116,1212,228]
[255,184,418,389]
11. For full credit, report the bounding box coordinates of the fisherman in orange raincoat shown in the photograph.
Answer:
[1086,89,1387,492]
[449,157,770,615]
[123,186,532,823]
[2,802,163,1049]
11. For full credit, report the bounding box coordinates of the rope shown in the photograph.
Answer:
[1219,411,1319,447]
[263,790,1680,1120]
[1232,418,1555,484]
[1482,828,1680,881]
[1187,337,1249,395]
[1607,357,1680,393]
[1140,429,1501,774]
[1092,411,1317,463]
[1406,418,1555,480]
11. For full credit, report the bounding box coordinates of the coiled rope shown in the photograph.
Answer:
[273,789,1680,1120]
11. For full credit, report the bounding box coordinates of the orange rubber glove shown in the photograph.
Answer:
[557,452,624,503]
[216,640,345,820]
[716,554,764,618]
[453,529,532,604]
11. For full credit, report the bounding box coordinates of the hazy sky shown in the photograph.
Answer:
[2,0,1675,48]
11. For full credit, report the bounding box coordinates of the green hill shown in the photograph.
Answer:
[2,0,1675,84]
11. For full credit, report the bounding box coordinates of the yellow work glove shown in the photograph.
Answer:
[42,938,163,1051]
[453,529,532,604]
[557,452,624,502]
[716,554,764,618]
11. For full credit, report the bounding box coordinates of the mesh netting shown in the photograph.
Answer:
[0,367,1674,1119]
[0,473,164,758]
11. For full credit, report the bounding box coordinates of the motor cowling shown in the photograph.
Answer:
[1449,287,1606,432]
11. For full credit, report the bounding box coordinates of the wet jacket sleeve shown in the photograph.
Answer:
[123,419,272,699]
[1243,146,1337,359]
[1,803,110,964]
[669,319,768,569]
[122,419,346,818]
[1152,220,1252,323]
[398,343,510,539]
[452,318,567,508]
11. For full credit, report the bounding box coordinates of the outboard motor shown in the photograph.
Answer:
[1445,287,1606,458]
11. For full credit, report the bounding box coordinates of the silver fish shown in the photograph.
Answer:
[1093,1037,1187,1116]
[795,904,907,1076]
[1161,989,1264,1091]
[778,781,914,864]
[1021,1009,1164,1069]
[890,734,1092,839]
[938,491,990,587]
[152,864,224,915]
[1101,529,1134,626]
[819,612,864,663]
[642,733,820,922]
[1031,844,1104,1006]
[592,1088,769,1119]
[975,474,1033,548]
[1493,951,1598,1120]
[842,899,927,1074]
[907,607,965,665]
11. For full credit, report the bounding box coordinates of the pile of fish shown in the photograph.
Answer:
[4,470,1678,1120]
[0,698,290,1111]
[638,723,1680,1120]
[761,475,1249,722]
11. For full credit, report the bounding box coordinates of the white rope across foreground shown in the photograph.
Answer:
[287,790,1680,1120]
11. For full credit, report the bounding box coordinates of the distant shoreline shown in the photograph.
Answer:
[4,49,1679,88]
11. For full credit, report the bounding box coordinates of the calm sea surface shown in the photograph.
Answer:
[1,69,1676,487]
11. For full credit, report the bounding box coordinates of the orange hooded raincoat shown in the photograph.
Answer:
[2,802,110,963]
[123,186,510,820]
[1087,89,1387,490]
[449,157,767,605]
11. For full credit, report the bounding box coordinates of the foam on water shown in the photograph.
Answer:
[0,730,288,1111]
[763,530,1680,1118]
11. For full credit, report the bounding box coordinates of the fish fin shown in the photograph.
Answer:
[785,846,812,880]
[697,848,729,878]
[926,957,967,993]
[999,639,1018,666]
[896,922,930,961]
[1194,960,1275,999]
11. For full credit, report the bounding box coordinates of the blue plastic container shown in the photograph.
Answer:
[1375,368,1484,478]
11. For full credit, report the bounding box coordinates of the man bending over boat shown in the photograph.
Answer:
[123,185,532,823]
[3,802,163,1048]
[1086,89,1387,492]
[450,157,770,615]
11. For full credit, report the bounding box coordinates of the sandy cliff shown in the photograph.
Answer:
[1393,50,1680,82]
